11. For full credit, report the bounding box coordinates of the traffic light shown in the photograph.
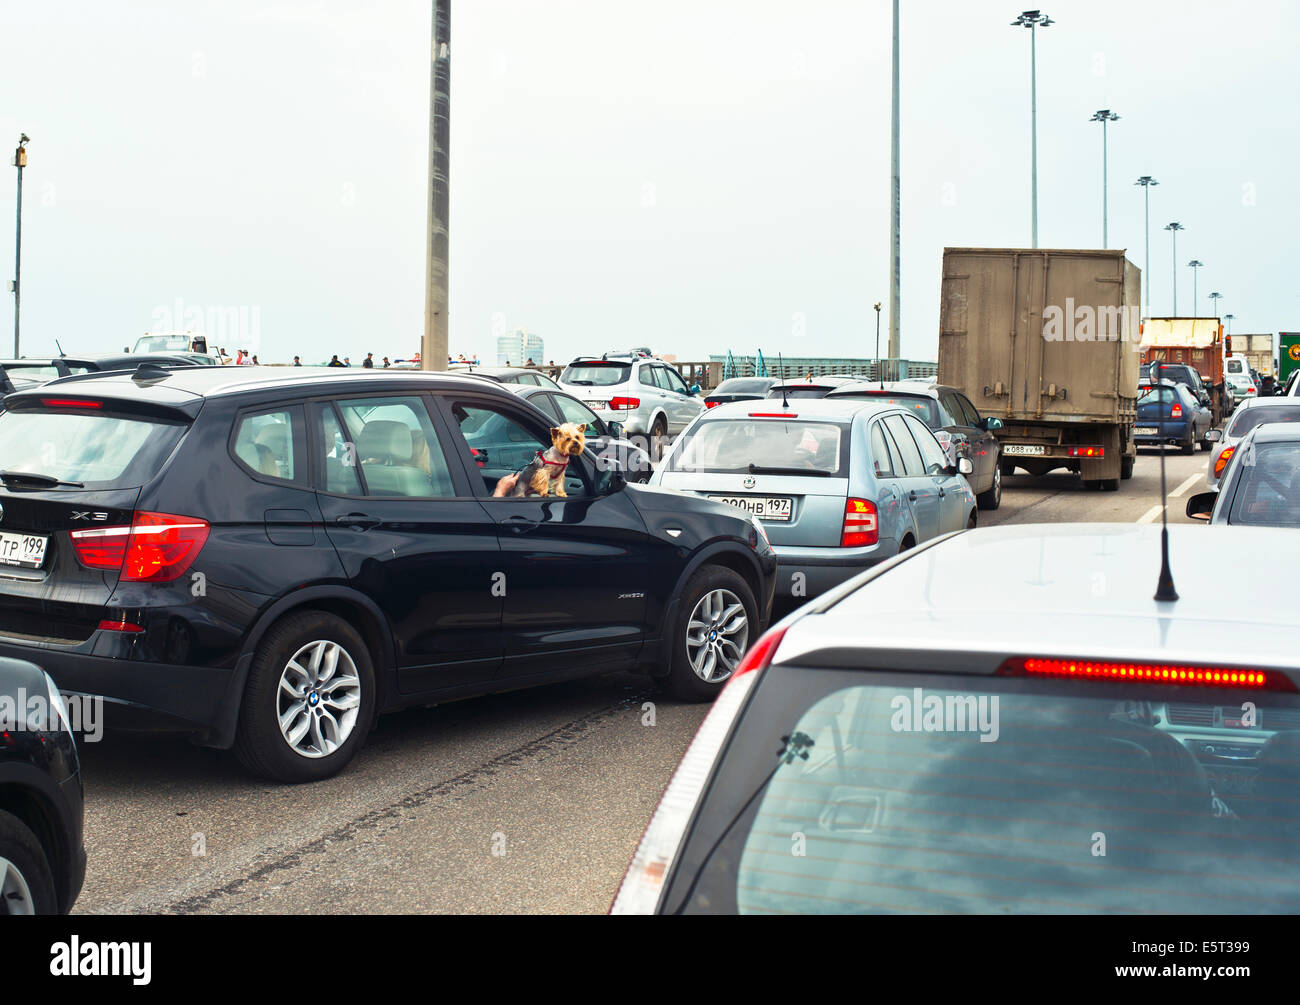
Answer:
[1225,334,1233,355]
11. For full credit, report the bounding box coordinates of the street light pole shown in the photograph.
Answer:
[874,302,883,389]
[888,0,900,380]
[1090,110,1119,247]
[1225,313,1235,336]
[1164,222,1184,316]
[1012,11,1053,249]
[1208,291,1222,318]
[1135,176,1157,311]
[12,134,28,358]
[422,1,451,372]
[1187,260,1203,316]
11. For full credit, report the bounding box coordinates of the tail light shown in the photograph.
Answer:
[70,511,210,583]
[469,447,486,468]
[608,397,640,411]
[841,498,878,547]
[1214,446,1236,478]
[1171,403,1183,418]
[998,657,1295,692]
[748,412,799,419]
[1067,446,1104,457]
[704,400,718,408]
[41,398,103,409]
[733,625,789,679]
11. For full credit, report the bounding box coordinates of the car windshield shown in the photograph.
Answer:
[1138,386,1177,405]
[560,363,630,387]
[671,668,1300,914]
[1229,406,1300,438]
[0,409,188,489]
[665,418,846,475]
[1228,440,1300,527]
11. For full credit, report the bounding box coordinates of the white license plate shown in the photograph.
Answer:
[0,531,48,569]
[708,495,793,522]
[585,400,609,410]
[1003,444,1046,456]
[1135,426,1159,435]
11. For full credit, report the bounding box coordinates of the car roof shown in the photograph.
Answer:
[700,397,908,421]
[19,364,505,403]
[827,380,949,399]
[1240,421,1300,445]
[776,523,1300,673]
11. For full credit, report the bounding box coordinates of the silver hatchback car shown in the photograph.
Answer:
[557,355,704,446]
[651,398,977,601]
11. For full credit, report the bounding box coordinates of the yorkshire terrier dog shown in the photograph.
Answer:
[510,422,587,497]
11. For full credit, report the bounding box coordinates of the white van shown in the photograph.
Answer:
[1224,354,1257,406]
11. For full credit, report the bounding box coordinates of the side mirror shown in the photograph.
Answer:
[958,457,975,476]
[598,466,628,495]
[606,419,624,440]
[1185,491,1217,522]
[983,416,1004,431]
[1204,428,1222,442]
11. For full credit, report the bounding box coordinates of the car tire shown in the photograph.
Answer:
[1120,455,1135,480]
[1180,431,1195,455]
[976,463,1002,510]
[234,611,376,783]
[649,416,668,461]
[663,565,758,702]
[0,810,57,915]
[999,460,1016,477]
[967,511,977,529]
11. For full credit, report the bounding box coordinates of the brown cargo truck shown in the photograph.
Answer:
[938,248,1140,491]
[1139,317,1229,425]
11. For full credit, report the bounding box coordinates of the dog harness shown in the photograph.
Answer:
[536,451,569,470]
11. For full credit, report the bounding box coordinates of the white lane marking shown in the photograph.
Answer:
[1137,505,1163,524]
[1170,473,1202,498]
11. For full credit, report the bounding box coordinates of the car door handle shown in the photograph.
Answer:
[908,490,918,501]
[499,514,540,533]
[336,513,382,530]
[938,488,946,498]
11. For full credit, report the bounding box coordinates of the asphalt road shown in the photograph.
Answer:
[73,444,1218,915]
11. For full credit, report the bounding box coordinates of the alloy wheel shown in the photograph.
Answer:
[277,639,363,759]
[685,589,749,683]
[0,856,35,916]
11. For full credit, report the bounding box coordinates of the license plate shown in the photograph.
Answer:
[585,400,609,410]
[1003,444,1046,456]
[1135,426,1159,436]
[0,531,48,569]
[708,495,793,522]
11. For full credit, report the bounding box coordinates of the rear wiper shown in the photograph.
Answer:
[0,470,84,488]
[567,380,594,386]
[747,463,831,477]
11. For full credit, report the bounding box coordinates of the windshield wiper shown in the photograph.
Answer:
[747,463,831,477]
[0,470,84,488]
[567,379,594,386]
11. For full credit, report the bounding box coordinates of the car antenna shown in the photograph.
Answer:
[1153,361,1179,602]
[777,352,789,409]
[55,338,65,357]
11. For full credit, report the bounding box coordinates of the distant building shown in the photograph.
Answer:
[496,329,544,367]
[709,354,938,385]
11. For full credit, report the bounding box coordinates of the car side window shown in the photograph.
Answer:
[451,401,590,499]
[869,422,894,478]
[638,364,657,388]
[662,367,689,394]
[333,396,456,498]
[234,408,297,481]
[313,402,362,495]
[937,393,963,427]
[882,415,923,476]
[552,394,602,433]
[956,394,982,427]
[903,413,950,475]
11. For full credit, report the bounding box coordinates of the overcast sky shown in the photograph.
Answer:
[2,0,1296,365]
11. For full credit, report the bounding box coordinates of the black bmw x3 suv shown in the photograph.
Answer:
[0,366,776,782]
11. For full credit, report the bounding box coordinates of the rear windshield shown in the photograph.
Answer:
[1229,406,1300,437]
[1227,359,1247,374]
[668,668,1300,914]
[1138,386,1177,405]
[561,363,630,387]
[715,379,772,394]
[0,409,186,489]
[665,417,847,475]
[1228,441,1300,527]
[768,386,835,400]
[835,393,940,427]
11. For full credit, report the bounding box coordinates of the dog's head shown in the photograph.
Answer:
[549,422,587,457]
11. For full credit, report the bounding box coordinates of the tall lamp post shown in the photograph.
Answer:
[888,0,901,380]
[1208,291,1223,318]
[1089,110,1119,247]
[874,302,883,388]
[1224,314,1235,336]
[11,133,28,358]
[1187,260,1204,317]
[1135,176,1158,311]
[1011,10,1053,248]
[422,1,451,372]
[1164,222,1184,315]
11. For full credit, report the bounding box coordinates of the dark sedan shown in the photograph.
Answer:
[826,380,1005,510]
[704,377,777,410]
[1135,379,1212,454]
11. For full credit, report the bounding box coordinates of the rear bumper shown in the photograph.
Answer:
[772,545,889,599]
[1134,420,1194,444]
[0,638,242,744]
